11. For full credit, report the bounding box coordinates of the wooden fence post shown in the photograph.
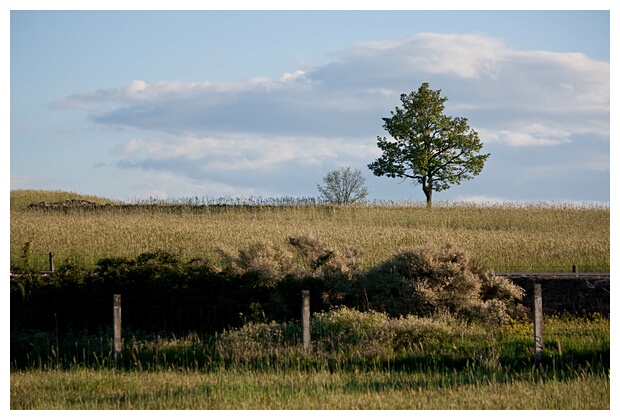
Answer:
[49,252,55,272]
[113,294,122,365]
[533,283,543,364]
[301,290,311,353]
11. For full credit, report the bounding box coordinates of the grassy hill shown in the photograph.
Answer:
[10,189,610,273]
[10,189,119,210]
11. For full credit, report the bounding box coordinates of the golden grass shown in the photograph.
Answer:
[10,190,610,272]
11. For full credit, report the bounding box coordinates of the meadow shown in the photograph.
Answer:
[9,189,610,273]
[9,190,610,409]
[10,311,611,409]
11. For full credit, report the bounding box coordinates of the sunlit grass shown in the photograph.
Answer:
[9,367,609,409]
[10,190,610,272]
[10,313,610,409]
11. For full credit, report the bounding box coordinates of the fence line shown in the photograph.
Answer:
[103,289,555,366]
[10,297,251,335]
[10,266,610,366]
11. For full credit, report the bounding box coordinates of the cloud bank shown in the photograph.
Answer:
[53,33,609,200]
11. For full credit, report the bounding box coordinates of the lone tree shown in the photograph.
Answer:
[368,83,489,207]
[317,166,369,205]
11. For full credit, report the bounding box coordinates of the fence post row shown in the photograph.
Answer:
[103,284,555,365]
[108,292,313,358]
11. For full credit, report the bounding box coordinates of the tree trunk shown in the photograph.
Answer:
[422,179,433,208]
[424,189,432,207]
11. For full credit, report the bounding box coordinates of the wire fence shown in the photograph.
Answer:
[11,296,250,335]
[11,271,610,336]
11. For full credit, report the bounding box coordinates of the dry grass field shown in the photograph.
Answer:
[10,189,610,273]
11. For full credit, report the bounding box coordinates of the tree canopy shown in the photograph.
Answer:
[368,83,489,206]
[317,166,369,205]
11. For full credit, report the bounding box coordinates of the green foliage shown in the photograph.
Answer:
[317,166,369,204]
[216,321,301,363]
[96,250,190,296]
[12,309,609,376]
[368,83,489,206]
[311,307,391,353]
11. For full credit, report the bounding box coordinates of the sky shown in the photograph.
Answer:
[6,2,614,204]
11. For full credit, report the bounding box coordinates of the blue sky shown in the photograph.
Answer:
[6,2,613,204]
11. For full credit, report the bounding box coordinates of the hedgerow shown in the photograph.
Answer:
[11,237,525,337]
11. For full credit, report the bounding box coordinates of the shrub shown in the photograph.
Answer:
[389,312,464,353]
[287,235,364,307]
[311,307,391,352]
[218,235,363,308]
[218,241,294,288]
[215,321,301,362]
[362,243,524,323]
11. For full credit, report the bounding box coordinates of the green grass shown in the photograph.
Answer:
[10,190,610,273]
[10,367,609,409]
[10,313,610,409]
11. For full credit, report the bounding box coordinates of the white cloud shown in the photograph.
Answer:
[479,122,573,147]
[496,131,566,147]
[115,133,377,173]
[126,80,148,95]
[51,32,609,200]
[279,70,306,82]
[123,173,255,201]
[54,32,608,141]
[399,33,506,79]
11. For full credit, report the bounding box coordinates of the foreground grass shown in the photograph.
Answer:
[10,367,609,409]
[10,313,610,409]
[10,190,610,272]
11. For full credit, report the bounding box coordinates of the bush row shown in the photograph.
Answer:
[10,236,524,335]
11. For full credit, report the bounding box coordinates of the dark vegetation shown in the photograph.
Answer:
[11,238,525,350]
[10,240,610,380]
